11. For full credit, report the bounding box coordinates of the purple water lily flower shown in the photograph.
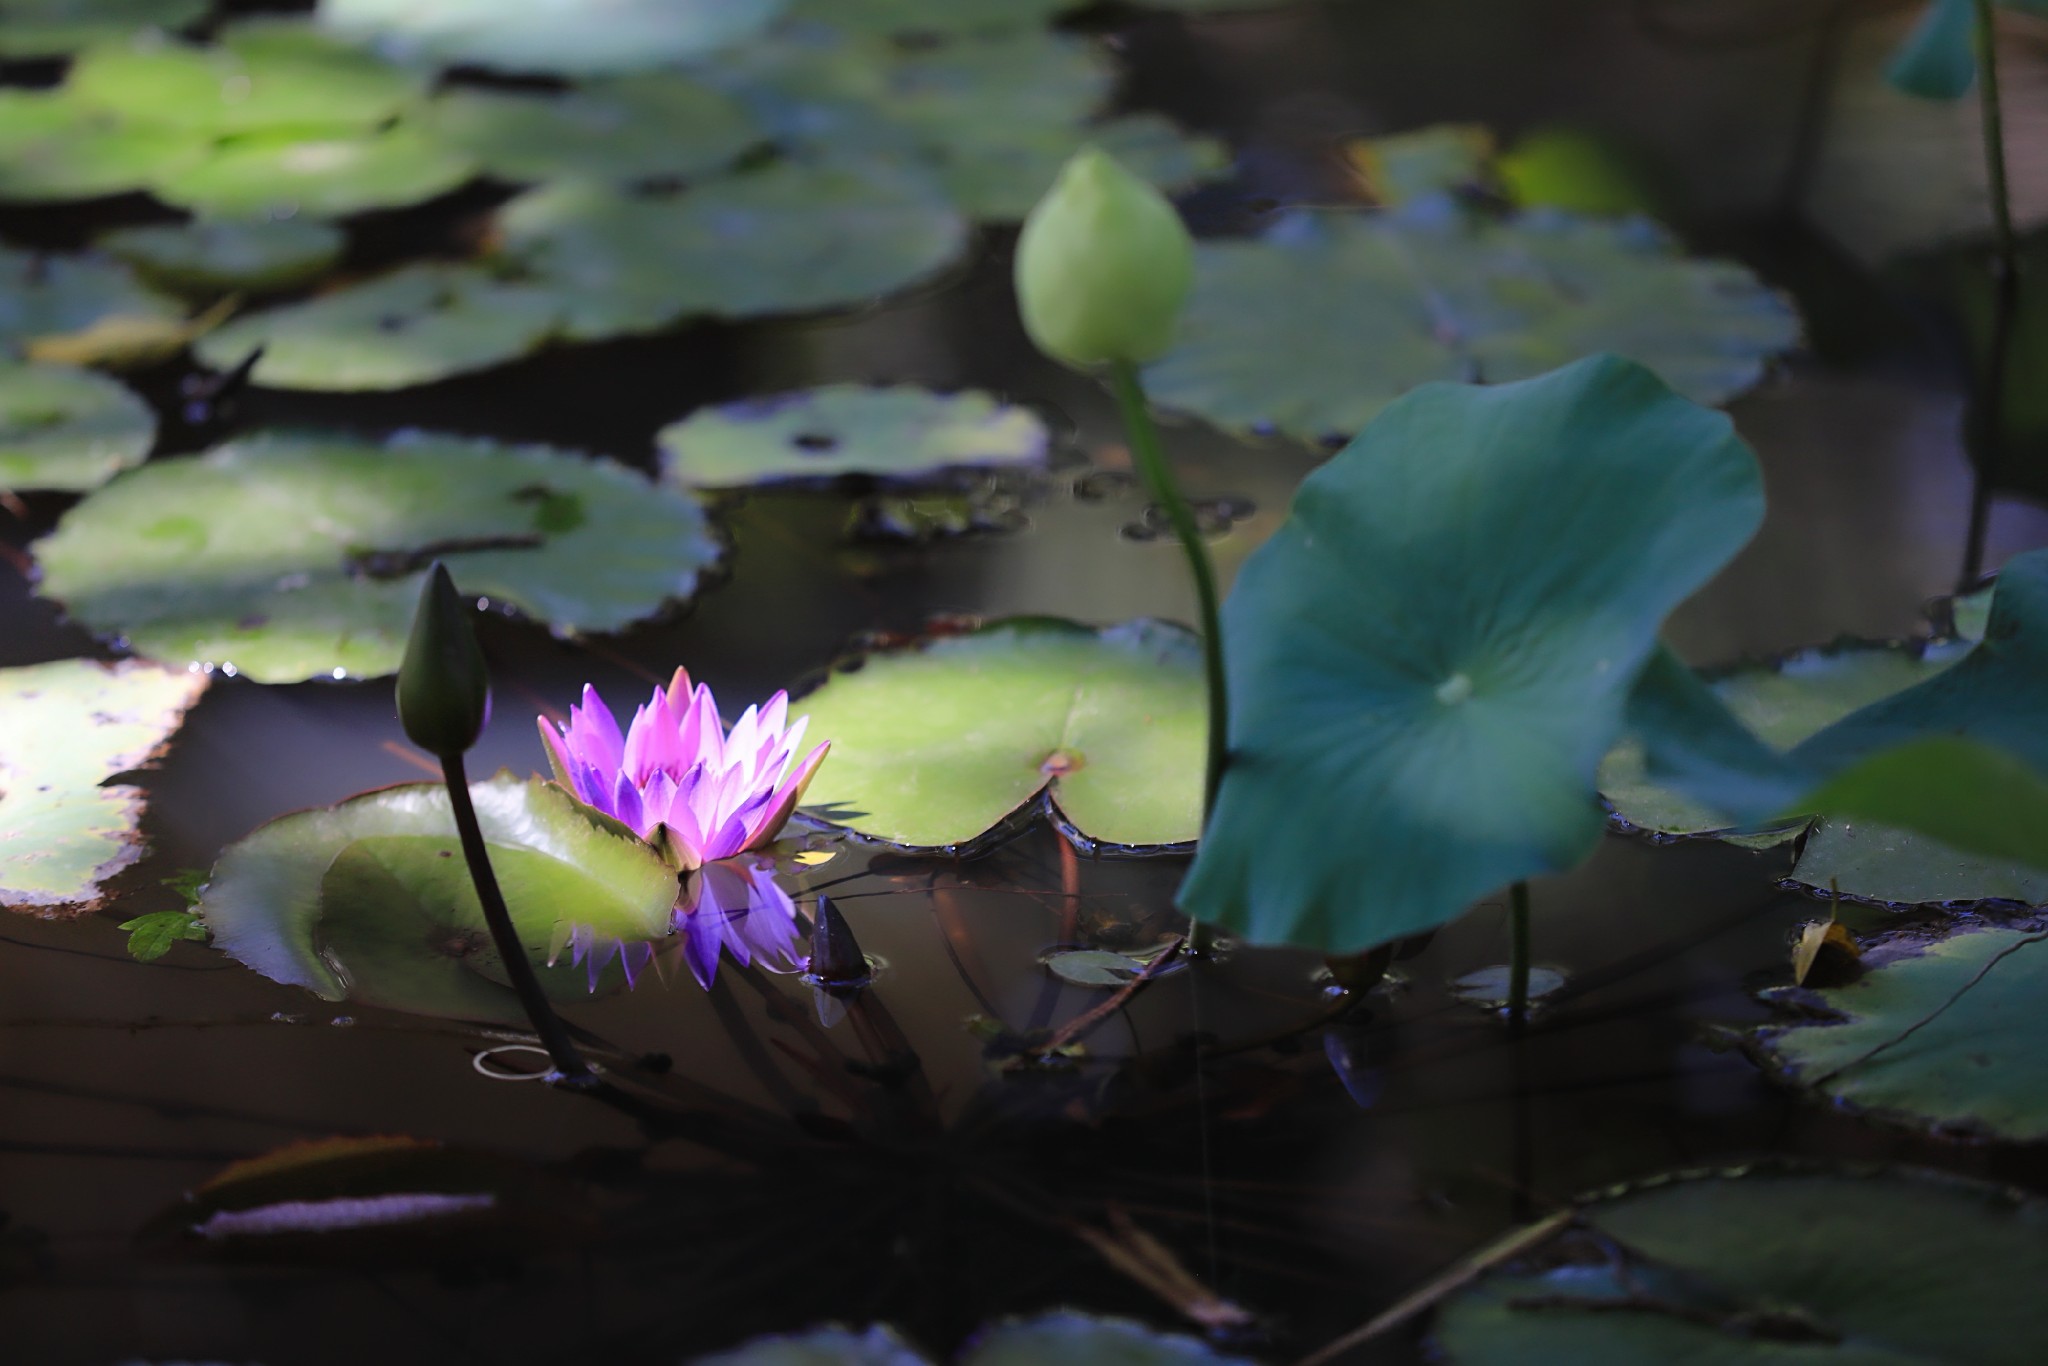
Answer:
[550,856,802,991]
[538,667,829,871]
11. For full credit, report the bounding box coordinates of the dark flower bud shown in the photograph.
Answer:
[396,561,491,759]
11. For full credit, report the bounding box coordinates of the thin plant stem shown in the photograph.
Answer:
[1109,359,1229,957]
[1963,0,2020,586]
[441,753,594,1086]
[1507,880,1533,1028]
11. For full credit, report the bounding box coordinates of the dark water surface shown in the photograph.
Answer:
[5,2,2048,1363]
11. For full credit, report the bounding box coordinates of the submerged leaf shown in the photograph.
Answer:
[0,659,208,914]
[34,430,719,682]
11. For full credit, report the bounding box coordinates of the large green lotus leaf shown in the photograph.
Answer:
[425,77,761,186]
[1600,639,1969,841]
[0,246,183,357]
[1144,206,1798,442]
[193,264,561,391]
[1758,925,2048,1141]
[98,217,345,296]
[791,619,1205,851]
[496,163,967,338]
[0,89,204,203]
[0,362,155,492]
[922,112,1229,222]
[150,125,477,219]
[1180,356,1764,953]
[783,0,1077,35]
[0,659,207,914]
[67,21,426,135]
[198,774,678,1021]
[33,430,719,682]
[658,385,1047,489]
[0,0,208,57]
[1434,1167,2048,1364]
[317,0,785,75]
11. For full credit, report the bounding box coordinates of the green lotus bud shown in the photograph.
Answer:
[396,561,491,759]
[1014,147,1195,367]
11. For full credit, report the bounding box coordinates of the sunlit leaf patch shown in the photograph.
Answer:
[658,385,1048,489]
[791,619,1206,852]
[317,0,786,75]
[0,89,203,203]
[34,430,720,682]
[148,124,477,219]
[0,659,208,915]
[0,361,155,492]
[1433,1166,2048,1363]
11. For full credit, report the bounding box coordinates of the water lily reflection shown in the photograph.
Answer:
[551,854,802,991]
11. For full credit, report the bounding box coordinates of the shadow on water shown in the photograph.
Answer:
[5,1,2048,1363]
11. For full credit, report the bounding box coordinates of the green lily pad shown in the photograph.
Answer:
[1145,205,1799,441]
[658,385,1047,489]
[791,619,1206,852]
[0,245,184,358]
[424,77,761,186]
[1347,123,1494,207]
[0,0,209,57]
[1180,355,1765,953]
[0,89,205,203]
[193,264,561,391]
[34,430,719,682]
[784,0,1076,36]
[1792,819,2048,907]
[97,218,345,296]
[923,113,1229,222]
[0,362,155,492]
[67,21,427,136]
[1758,924,2048,1141]
[1600,639,1969,842]
[0,659,208,914]
[1434,1167,2048,1364]
[317,0,786,75]
[151,125,478,219]
[198,774,678,1021]
[496,162,967,338]
[1497,126,1657,217]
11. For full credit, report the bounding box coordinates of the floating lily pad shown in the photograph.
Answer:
[496,162,967,338]
[791,619,1205,852]
[1145,205,1799,441]
[0,659,208,914]
[98,218,345,296]
[0,89,203,203]
[1758,924,2048,1141]
[194,264,561,391]
[1434,1167,2048,1364]
[317,0,785,75]
[1180,356,1765,953]
[658,385,1047,489]
[198,774,678,1021]
[151,124,478,219]
[1347,123,1494,207]
[68,21,427,136]
[923,113,1229,222]
[425,77,761,186]
[1450,965,1568,1010]
[0,0,209,57]
[0,362,155,492]
[34,430,719,682]
[0,245,183,357]
[1600,639,1969,842]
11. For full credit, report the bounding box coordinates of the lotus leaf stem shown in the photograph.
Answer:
[1963,0,2018,586]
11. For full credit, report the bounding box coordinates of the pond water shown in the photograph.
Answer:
[5,2,2048,1363]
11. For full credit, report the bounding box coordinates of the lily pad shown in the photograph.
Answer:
[1144,204,1799,441]
[496,162,967,338]
[0,245,183,358]
[922,113,1230,222]
[1179,355,1765,953]
[0,362,155,492]
[784,0,1076,36]
[198,774,678,1021]
[425,77,761,186]
[0,89,204,203]
[791,619,1206,852]
[1434,1167,2048,1364]
[34,430,719,682]
[150,125,478,219]
[1758,924,2048,1141]
[67,21,427,136]
[317,0,786,75]
[98,218,345,296]
[1600,639,1969,842]
[0,0,209,57]
[658,385,1047,489]
[697,1313,1247,1366]
[193,264,562,391]
[0,659,208,914]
